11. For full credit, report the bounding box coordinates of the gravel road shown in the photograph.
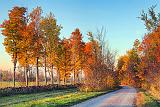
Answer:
[72,86,137,107]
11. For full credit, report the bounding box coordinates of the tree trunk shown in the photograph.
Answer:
[77,72,79,84]
[29,66,32,81]
[25,54,29,86]
[51,65,54,84]
[25,66,28,86]
[13,63,16,87]
[73,69,76,85]
[64,68,67,85]
[36,57,39,86]
[64,75,66,85]
[79,66,83,83]
[13,53,17,87]
[57,67,60,85]
[44,55,47,85]
[24,67,25,82]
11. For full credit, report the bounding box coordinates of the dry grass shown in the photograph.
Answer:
[136,92,145,107]
[136,91,159,107]
[0,81,53,88]
[149,85,160,100]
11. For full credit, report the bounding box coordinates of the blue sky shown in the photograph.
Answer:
[0,0,160,70]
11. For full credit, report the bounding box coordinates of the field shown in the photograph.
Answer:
[0,88,107,107]
[0,81,56,88]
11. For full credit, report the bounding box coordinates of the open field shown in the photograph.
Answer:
[0,81,57,88]
[0,88,107,107]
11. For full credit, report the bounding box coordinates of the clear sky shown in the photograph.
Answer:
[0,0,160,70]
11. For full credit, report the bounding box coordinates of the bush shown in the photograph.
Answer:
[0,84,76,97]
[79,62,117,92]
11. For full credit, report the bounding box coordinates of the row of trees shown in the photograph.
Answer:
[1,6,61,86]
[117,6,160,98]
[1,6,117,91]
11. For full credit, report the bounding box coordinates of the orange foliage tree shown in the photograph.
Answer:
[1,6,27,87]
[40,12,61,85]
[117,6,160,99]
[138,6,160,98]
[81,29,117,91]
[70,28,84,84]
[29,7,43,86]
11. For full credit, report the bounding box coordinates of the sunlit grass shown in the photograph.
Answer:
[136,91,159,107]
[0,89,77,107]
[11,92,104,107]
[0,88,106,107]
[143,92,159,107]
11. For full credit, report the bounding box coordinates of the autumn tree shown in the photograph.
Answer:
[54,42,64,85]
[60,39,72,85]
[117,55,131,85]
[29,7,43,86]
[40,12,61,85]
[139,5,160,31]
[127,39,144,87]
[70,28,84,84]
[1,6,27,87]
[81,28,117,91]
[138,6,160,98]
[16,11,40,86]
[139,26,160,92]
[117,39,144,87]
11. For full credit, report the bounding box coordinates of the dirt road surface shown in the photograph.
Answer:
[72,86,137,107]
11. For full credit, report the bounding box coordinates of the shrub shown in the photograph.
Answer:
[0,84,76,97]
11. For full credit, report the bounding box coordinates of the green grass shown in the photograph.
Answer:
[143,92,160,107]
[12,91,105,107]
[0,88,109,107]
[0,89,77,107]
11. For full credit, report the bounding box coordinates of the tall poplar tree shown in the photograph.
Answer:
[40,12,61,85]
[29,7,43,86]
[1,6,27,87]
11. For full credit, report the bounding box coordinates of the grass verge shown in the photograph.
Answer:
[143,92,160,107]
[136,90,160,107]
[1,87,120,107]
